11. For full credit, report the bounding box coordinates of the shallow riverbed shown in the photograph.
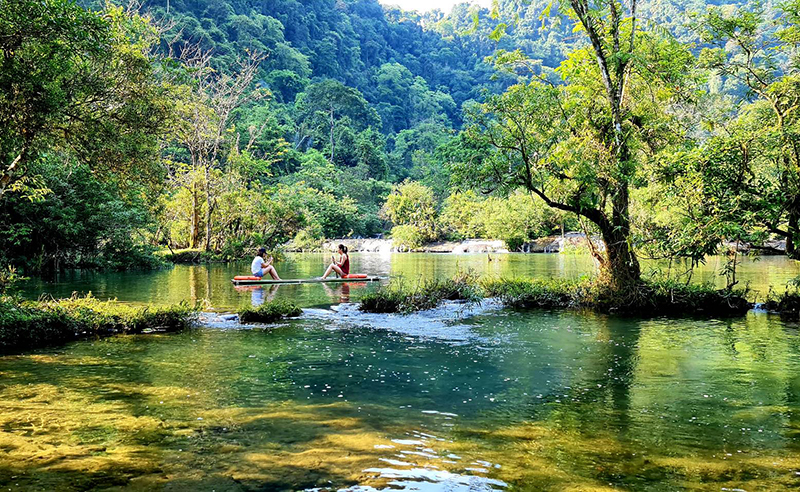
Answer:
[4,253,800,490]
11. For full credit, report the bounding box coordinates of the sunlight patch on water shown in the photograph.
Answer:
[302,300,505,343]
[356,468,507,491]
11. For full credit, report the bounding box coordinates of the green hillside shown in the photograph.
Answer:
[3,0,799,290]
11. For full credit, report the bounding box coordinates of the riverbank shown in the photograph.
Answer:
[163,237,593,263]
[0,295,198,352]
[163,235,789,263]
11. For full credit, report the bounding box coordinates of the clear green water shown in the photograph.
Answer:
[18,253,800,310]
[4,253,800,491]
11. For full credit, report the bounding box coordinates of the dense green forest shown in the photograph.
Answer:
[3,0,800,291]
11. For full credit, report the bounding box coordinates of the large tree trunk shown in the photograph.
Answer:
[204,166,212,252]
[598,187,641,289]
[190,183,200,249]
[787,204,800,260]
[600,227,641,290]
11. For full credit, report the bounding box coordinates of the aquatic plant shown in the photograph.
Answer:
[585,279,751,316]
[0,295,198,351]
[481,277,584,309]
[483,277,751,316]
[358,285,407,313]
[360,272,483,314]
[365,273,752,317]
[238,299,302,323]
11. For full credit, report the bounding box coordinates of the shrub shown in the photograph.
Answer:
[765,288,800,320]
[440,190,577,247]
[161,249,216,264]
[390,224,426,251]
[383,181,438,245]
[239,299,302,323]
[0,266,26,297]
[162,248,284,264]
[290,226,324,251]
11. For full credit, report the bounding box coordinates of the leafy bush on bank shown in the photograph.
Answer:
[238,299,303,323]
[0,295,198,352]
[765,288,800,320]
[161,249,221,264]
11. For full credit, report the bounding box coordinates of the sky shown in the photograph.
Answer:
[378,0,492,14]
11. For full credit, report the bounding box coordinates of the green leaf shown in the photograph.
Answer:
[490,23,508,42]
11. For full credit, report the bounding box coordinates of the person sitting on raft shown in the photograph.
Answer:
[251,247,281,280]
[322,244,349,279]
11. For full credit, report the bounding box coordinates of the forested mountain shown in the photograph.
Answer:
[144,0,505,108]
[2,0,794,276]
[146,0,762,102]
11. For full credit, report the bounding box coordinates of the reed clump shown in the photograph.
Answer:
[238,299,302,323]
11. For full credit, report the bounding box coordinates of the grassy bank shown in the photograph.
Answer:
[360,274,752,317]
[239,300,303,323]
[360,273,482,313]
[0,295,198,352]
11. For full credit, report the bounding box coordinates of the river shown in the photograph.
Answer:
[17,252,800,309]
[3,253,800,490]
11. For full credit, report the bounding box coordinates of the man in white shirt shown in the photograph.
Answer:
[251,247,281,280]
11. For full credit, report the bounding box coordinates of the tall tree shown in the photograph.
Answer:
[696,2,800,259]
[0,0,172,198]
[294,80,379,163]
[170,45,264,250]
[458,0,693,289]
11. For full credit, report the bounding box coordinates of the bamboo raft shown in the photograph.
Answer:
[231,275,383,286]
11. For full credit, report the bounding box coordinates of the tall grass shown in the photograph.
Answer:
[481,277,585,309]
[239,299,303,323]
